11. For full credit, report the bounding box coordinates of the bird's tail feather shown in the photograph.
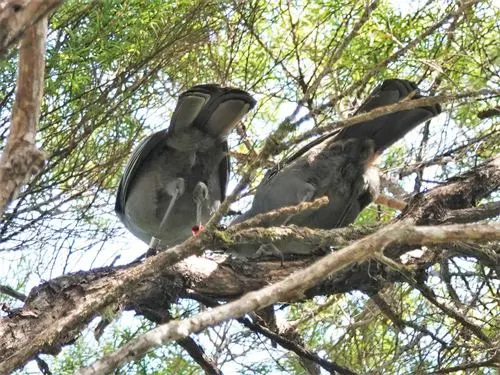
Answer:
[338,79,441,153]
[169,84,256,140]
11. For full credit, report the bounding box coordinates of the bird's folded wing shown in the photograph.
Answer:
[115,131,168,218]
[218,140,230,202]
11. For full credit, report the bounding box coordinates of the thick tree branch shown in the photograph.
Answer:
[402,156,500,224]
[0,16,47,216]
[77,222,500,375]
[0,157,498,373]
[441,201,500,224]
[0,235,207,374]
[0,0,63,55]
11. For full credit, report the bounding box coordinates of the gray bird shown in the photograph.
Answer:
[232,79,441,255]
[116,84,256,249]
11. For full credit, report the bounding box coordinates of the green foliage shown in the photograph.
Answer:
[2,0,499,374]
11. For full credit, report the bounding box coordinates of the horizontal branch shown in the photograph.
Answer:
[441,201,500,224]
[402,156,500,224]
[285,89,499,152]
[77,222,500,375]
[0,283,27,302]
[477,106,500,119]
[374,194,407,211]
[1,155,498,373]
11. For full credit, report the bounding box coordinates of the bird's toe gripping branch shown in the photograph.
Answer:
[255,243,284,266]
[192,181,209,236]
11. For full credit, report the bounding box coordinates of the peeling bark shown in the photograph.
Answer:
[0,15,47,216]
[0,157,498,373]
[0,0,63,55]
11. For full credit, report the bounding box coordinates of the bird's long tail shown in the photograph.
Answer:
[338,79,441,153]
[168,84,256,141]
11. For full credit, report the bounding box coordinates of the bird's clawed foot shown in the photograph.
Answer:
[192,181,209,235]
[256,243,284,266]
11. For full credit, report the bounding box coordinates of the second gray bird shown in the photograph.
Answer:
[232,79,441,255]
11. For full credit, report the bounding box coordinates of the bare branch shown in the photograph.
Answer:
[374,253,492,344]
[0,17,47,216]
[191,294,356,375]
[441,201,500,224]
[231,196,329,230]
[430,355,499,374]
[177,337,222,375]
[0,284,27,301]
[0,0,63,55]
[477,106,500,119]
[77,222,500,375]
[402,156,500,224]
[370,292,448,346]
[374,194,407,211]
[286,90,499,151]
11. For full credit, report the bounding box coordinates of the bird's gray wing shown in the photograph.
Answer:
[218,140,230,202]
[263,80,439,184]
[115,131,167,220]
[330,79,441,226]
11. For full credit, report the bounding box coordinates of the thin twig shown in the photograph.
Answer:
[0,284,27,301]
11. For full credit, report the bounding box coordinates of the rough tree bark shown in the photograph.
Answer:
[0,0,63,56]
[0,156,498,374]
[0,12,47,216]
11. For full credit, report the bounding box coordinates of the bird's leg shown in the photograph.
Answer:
[149,177,186,250]
[192,181,209,235]
[252,184,314,264]
[282,183,315,226]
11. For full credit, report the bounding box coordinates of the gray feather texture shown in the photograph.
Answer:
[232,79,441,255]
[115,84,256,247]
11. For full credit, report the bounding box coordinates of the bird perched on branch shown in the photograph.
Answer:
[115,84,256,249]
[232,79,441,255]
